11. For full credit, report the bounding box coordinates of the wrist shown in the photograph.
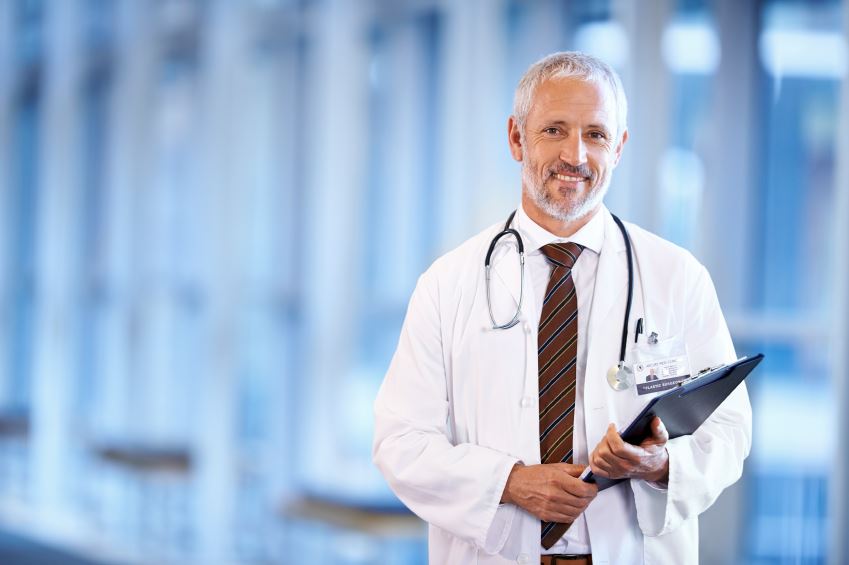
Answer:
[641,452,669,484]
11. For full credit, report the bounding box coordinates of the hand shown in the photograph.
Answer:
[589,417,670,484]
[501,463,598,523]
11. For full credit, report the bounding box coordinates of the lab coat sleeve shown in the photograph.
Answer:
[373,271,521,553]
[631,264,752,536]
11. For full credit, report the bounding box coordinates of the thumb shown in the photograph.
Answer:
[651,417,669,442]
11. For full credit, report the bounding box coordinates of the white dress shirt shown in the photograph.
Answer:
[513,203,606,555]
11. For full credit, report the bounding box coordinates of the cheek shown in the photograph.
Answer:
[534,155,558,177]
[528,142,560,164]
[524,152,547,176]
[589,151,615,173]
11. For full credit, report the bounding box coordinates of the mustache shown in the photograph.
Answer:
[549,164,593,179]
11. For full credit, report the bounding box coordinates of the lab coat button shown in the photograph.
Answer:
[520,396,532,408]
[517,554,530,564]
[523,322,532,334]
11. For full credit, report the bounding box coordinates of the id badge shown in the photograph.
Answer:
[627,335,691,396]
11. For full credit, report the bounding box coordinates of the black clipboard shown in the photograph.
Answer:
[582,353,763,491]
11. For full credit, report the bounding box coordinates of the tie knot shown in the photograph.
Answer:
[541,242,584,269]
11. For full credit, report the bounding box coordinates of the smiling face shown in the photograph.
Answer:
[508,76,628,235]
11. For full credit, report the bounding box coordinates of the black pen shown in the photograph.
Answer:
[635,318,644,343]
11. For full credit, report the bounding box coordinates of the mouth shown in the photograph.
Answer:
[552,173,590,185]
[553,173,589,183]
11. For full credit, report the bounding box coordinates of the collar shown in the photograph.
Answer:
[514,202,606,257]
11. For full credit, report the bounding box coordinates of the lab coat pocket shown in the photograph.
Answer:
[628,335,691,396]
[610,334,690,430]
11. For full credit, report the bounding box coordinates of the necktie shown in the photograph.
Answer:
[538,242,584,549]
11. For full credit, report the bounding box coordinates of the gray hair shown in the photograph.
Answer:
[512,51,628,139]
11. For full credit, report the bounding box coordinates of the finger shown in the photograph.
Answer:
[608,441,646,464]
[605,429,645,463]
[590,449,615,477]
[592,430,637,477]
[592,458,623,479]
[541,511,580,523]
[580,481,598,498]
[533,504,586,522]
[548,463,587,477]
[589,465,609,478]
[562,463,588,477]
[568,481,598,499]
[543,494,586,511]
[549,497,594,517]
[650,417,669,443]
[603,423,631,452]
[592,444,638,479]
[589,426,617,461]
[594,435,616,461]
[589,448,606,471]
[598,438,643,469]
[630,427,667,455]
[556,474,599,499]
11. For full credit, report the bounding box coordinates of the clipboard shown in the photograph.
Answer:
[581,353,763,491]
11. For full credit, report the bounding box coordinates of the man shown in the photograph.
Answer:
[373,52,751,564]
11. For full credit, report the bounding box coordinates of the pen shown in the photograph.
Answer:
[634,318,643,343]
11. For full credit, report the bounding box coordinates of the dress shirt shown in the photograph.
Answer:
[513,203,606,555]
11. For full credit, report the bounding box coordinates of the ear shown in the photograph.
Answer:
[507,116,524,162]
[612,129,629,167]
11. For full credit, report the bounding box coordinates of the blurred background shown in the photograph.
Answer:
[0,0,847,563]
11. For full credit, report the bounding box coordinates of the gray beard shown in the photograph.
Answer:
[522,164,610,223]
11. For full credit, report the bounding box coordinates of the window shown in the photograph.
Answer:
[741,1,844,562]
[7,85,41,412]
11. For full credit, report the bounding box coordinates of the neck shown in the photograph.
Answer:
[521,193,601,237]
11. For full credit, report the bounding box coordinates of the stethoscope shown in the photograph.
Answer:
[484,210,648,392]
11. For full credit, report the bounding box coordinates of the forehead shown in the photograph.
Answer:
[526,77,618,129]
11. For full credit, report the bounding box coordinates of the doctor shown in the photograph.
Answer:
[373,52,751,565]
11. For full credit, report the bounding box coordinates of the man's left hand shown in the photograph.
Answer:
[589,417,669,484]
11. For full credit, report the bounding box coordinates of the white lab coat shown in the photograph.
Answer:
[373,208,752,565]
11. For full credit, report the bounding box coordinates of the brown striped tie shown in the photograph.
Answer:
[538,242,584,549]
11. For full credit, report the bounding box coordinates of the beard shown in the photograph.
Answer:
[522,160,610,223]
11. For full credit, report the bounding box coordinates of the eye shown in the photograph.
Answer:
[588,131,607,140]
[543,127,561,136]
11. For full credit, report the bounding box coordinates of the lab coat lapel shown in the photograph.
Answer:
[585,210,629,390]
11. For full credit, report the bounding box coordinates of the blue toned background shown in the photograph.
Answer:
[0,0,848,564]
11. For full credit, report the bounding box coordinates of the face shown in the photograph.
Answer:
[508,77,627,224]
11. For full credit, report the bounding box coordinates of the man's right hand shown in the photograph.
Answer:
[500,463,598,523]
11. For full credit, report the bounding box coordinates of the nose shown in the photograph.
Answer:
[559,134,587,167]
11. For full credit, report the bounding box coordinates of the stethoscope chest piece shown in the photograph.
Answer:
[606,362,633,391]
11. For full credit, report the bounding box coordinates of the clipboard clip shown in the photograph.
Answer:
[678,363,726,387]
[680,356,751,387]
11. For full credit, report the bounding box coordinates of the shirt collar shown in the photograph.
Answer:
[514,202,606,256]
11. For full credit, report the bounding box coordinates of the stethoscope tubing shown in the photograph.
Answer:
[611,213,634,369]
[485,209,636,368]
[484,211,524,329]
